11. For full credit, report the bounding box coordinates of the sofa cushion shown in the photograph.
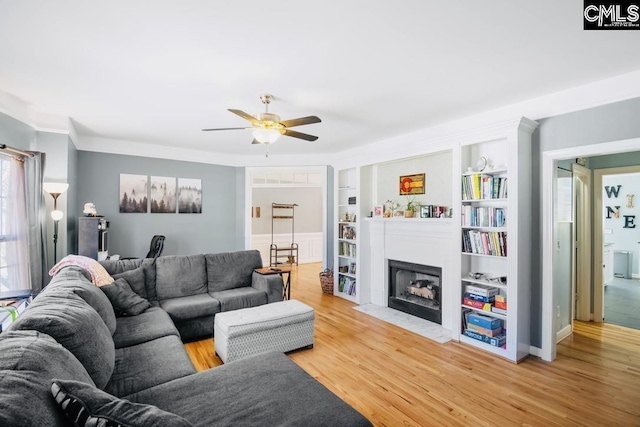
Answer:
[105,335,196,398]
[8,291,115,389]
[126,351,372,427]
[155,255,207,300]
[51,379,193,427]
[205,250,263,292]
[101,277,152,316]
[159,294,220,321]
[44,266,117,335]
[112,266,147,299]
[209,287,267,312]
[0,331,95,427]
[112,307,180,348]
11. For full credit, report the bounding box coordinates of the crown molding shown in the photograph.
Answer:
[333,68,640,169]
[76,136,335,167]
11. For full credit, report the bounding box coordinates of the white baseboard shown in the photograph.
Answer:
[556,324,572,343]
[528,346,542,358]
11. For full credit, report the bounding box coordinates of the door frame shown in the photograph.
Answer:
[593,165,640,323]
[541,137,640,362]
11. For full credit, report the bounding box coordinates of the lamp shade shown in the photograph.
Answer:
[51,210,64,221]
[252,128,281,144]
[43,182,69,195]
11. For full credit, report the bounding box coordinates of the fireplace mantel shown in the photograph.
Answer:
[364,218,454,333]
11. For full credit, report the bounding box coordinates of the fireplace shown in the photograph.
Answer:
[388,259,442,324]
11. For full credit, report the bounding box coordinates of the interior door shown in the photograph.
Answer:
[555,167,573,341]
[572,164,592,322]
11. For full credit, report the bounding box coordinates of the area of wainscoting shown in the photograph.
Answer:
[251,232,323,266]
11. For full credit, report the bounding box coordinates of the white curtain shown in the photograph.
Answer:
[2,158,30,292]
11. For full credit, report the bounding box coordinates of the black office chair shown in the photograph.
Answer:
[146,235,165,259]
[121,235,165,261]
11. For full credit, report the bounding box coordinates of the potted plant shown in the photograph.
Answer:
[404,196,420,218]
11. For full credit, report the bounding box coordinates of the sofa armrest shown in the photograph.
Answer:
[251,272,284,303]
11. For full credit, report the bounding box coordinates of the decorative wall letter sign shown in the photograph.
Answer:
[623,215,636,228]
[604,185,622,198]
[606,206,621,219]
[627,194,634,208]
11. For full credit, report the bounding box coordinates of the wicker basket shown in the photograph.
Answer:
[319,269,334,295]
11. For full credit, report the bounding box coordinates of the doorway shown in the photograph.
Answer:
[541,137,640,362]
[593,167,640,329]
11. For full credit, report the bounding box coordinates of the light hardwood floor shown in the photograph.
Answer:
[185,262,640,426]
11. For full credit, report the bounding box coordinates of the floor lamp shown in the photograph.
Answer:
[43,182,69,264]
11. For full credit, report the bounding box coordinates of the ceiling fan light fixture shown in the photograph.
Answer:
[252,128,281,144]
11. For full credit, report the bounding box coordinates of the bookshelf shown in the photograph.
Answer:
[334,166,374,303]
[457,118,537,362]
[336,167,358,301]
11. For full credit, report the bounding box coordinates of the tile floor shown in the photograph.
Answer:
[604,277,640,330]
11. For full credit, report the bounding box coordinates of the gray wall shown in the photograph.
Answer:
[0,113,34,150]
[77,151,240,257]
[532,96,640,347]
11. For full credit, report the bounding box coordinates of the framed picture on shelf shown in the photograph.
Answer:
[373,205,384,217]
[399,173,425,195]
[420,205,429,218]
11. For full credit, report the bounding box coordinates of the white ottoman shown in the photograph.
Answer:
[214,300,315,363]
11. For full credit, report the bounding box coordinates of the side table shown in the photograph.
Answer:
[255,266,292,300]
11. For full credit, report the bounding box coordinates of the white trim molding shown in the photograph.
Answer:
[541,137,640,362]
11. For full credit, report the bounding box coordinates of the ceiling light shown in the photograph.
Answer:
[252,128,281,144]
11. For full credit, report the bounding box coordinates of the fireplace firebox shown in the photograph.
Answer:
[388,260,442,324]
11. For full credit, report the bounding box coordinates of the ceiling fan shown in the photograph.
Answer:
[202,94,321,146]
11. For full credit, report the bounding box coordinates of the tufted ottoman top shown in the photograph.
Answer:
[215,300,314,337]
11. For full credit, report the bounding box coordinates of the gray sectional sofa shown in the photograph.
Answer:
[0,250,371,426]
[99,250,285,341]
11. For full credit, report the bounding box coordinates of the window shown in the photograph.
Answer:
[0,155,12,291]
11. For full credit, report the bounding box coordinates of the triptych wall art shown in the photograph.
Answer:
[119,174,202,214]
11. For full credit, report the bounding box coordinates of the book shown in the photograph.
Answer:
[464,329,506,347]
[467,312,502,330]
[463,298,492,312]
[464,292,495,303]
[467,323,503,337]
[465,284,500,297]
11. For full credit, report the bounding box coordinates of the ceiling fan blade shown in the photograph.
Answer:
[279,116,321,128]
[282,129,318,142]
[201,127,249,131]
[228,109,258,124]
[251,139,263,145]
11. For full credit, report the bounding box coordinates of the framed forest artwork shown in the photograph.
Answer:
[150,176,177,213]
[119,174,148,213]
[178,178,202,213]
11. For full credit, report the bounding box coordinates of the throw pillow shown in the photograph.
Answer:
[112,267,147,298]
[51,379,194,427]
[100,278,151,315]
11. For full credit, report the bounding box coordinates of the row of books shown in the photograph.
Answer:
[461,206,506,228]
[339,224,357,240]
[462,230,507,256]
[462,284,508,315]
[339,241,356,258]
[461,174,507,200]
[338,276,357,296]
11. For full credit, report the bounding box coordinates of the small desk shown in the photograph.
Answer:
[255,266,292,300]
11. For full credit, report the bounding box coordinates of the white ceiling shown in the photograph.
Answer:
[1,1,640,158]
